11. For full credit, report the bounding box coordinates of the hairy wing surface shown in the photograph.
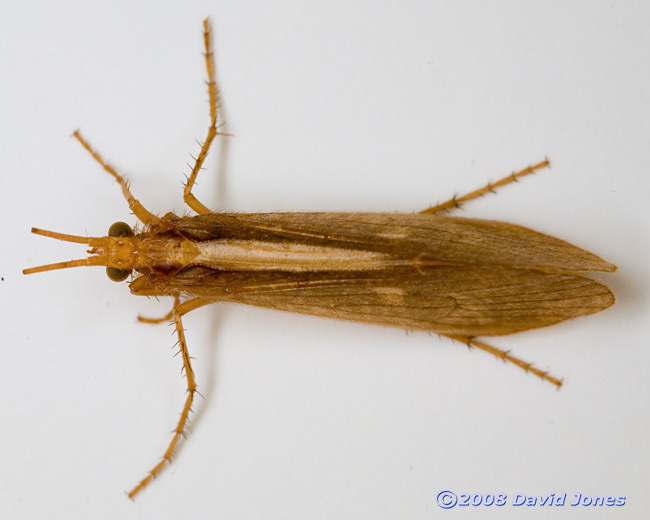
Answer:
[143,265,615,336]
[178,213,616,273]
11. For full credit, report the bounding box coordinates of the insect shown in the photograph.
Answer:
[24,19,616,499]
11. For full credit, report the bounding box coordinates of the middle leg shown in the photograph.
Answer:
[127,296,216,499]
[183,18,223,215]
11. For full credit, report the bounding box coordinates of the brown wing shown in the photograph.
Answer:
[131,265,615,336]
[177,212,616,273]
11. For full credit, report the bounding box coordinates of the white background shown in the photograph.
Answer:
[1,1,648,519]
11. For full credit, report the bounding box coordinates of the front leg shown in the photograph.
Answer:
[137,295,181,324]
[73,130,159,226]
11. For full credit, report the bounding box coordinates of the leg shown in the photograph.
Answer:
[127,297,216,499]
[137,296,181,324]
[183,18,223,215]
[420,159,550,214]
[73,130,159,225]
[442,334,562,388]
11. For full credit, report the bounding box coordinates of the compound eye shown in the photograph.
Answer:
[106,267,131,282]
[108,221,133,237]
